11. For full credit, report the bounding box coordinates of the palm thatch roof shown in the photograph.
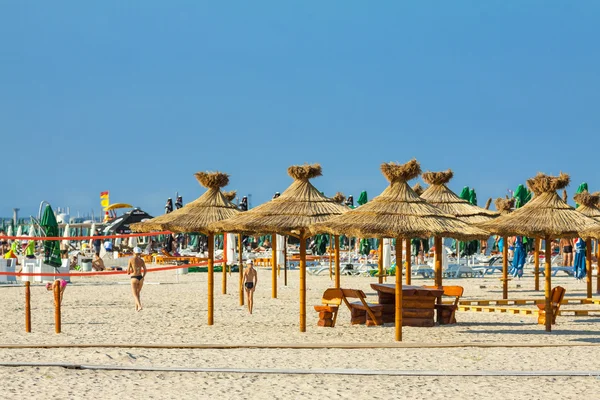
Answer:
[419,170,498,224]
[478,173,600,239]
[210,164,349,237]
[495,198,515,216]
[331,192,346,204]
[412,183,424,196]
[130,172,240,234]
[574,191,600,221]
[310,160,490,240]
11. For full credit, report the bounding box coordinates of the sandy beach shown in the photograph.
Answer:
[2,265,600,399]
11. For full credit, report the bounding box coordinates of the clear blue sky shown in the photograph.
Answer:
[2,1,599,220]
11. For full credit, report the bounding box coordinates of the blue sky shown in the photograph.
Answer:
[2,1,599,220]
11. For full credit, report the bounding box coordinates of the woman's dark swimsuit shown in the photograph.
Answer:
[131,275,143,280]
[245,282,254,290]
[563,246,573,253]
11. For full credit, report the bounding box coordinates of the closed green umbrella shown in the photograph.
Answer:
[40,205,62,267]
[575,183,588,208]
[458,188,478,256]
[514,184,532,209]
[469,188,477,206]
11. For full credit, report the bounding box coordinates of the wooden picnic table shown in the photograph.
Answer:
[370,283,444,327]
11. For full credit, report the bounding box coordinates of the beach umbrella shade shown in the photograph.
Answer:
[131,171,241,326]
[513,184,532,209]
[40,205,62,267]
[311,159,489,341]
[573,191,600,296]
[7,225,13,238]
[478,173,600,332]
[573,238,586,279]
[16,225,23,238]
[211,164,349,332]
[62,223,70,247]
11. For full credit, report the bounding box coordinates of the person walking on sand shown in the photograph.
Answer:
[46,279,68,306]
[127,247,147,311]
[243,260,258,314]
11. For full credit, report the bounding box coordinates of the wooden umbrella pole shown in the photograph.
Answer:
[586,238,592,298]
[208,233,214,326]
[284,236,288,287]
[597,240,600,295]
[395,236,403,342]
[405,239,411,285]
[53,281,61,334]
[238,234,244,306]
[271,233,277,299]
[378,239,384,284]
[534,238,540,291]
[329,235,333,280]
[222,234,227,295]
[544,237,552,332]
[502,236,508,300]
[334,235,340,289]
[434,237,442,288]
[299,232,307,333]
[25,281,31,333]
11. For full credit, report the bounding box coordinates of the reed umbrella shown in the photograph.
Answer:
[211,164,348,332]
[311,159,489,341]
[494,198,514,299]
[131,171,240,326]
[573,191,600,297]
[478,173,600,332]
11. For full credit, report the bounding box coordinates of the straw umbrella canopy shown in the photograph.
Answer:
[211,164,349,332]
[478,172,600,332]
[131,171,240,326]
[573,191,600,297]
[311,159,489,341]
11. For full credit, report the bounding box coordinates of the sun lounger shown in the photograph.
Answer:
[540,266,575,277]
[412,265,434,279]
[444,264,475,278]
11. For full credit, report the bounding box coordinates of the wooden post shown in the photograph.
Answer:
[434,237,442,287]
[208,233,214,326]
[502,236,508,300]
[329,235,333,280]
[544,237,552,332]
[378,239,384,284]
[25,281,31,333]
[299,232,306,332]
[586,238,592,298]
[334,235,340,289]
[284,236,288,286]
[238,234,244,306]
[534,238,540,291]
[53,281,61,334]
[222,234,227,295]
[395,236,403,342]
[597,240,600,295]
[271,233,277,299]
[405,239,411,285]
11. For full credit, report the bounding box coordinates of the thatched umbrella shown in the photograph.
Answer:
[478,173,600,332]
[574,191,600,297]
[494,198,514,300]
[131,171,240,326]
[311,160,489,341]
[211,164,348,332]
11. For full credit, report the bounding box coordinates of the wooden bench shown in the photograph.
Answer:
[341,288,384,326]
[537,286,566,325]
[314,288,343,327]
[424,285,463,325]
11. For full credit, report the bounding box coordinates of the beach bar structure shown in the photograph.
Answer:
[211,164,348,332]
[131,171,240,326]
[311,160,489,341]
[478,173,600,332]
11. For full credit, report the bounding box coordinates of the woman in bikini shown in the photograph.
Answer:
[243,260,258,314]
[127,247,147,311]
[46,279,68,306]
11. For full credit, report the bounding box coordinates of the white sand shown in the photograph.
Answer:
[1,265,600,399]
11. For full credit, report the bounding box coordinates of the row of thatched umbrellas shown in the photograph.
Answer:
[131,160,600,340]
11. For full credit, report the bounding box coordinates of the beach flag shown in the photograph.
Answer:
[100,191,109,209]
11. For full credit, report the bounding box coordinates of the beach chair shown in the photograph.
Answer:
[340,288,384,326]
[307,263,329,276]
[314,288,344,327]
[424,285,464,324]
[537,286,566,325]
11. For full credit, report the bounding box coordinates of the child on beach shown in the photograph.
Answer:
[243,260,258,314]
[46,279,68,306]
[127,247,147,312]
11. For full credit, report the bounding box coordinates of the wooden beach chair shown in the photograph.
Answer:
[537,286,566,325]
[424,285,464,324]
[314,288,343,327]
[340,288,384,326]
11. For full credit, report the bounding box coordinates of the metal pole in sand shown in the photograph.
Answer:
[395,235,403,342]
[25,281,31,333]
[208,233,214,326]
